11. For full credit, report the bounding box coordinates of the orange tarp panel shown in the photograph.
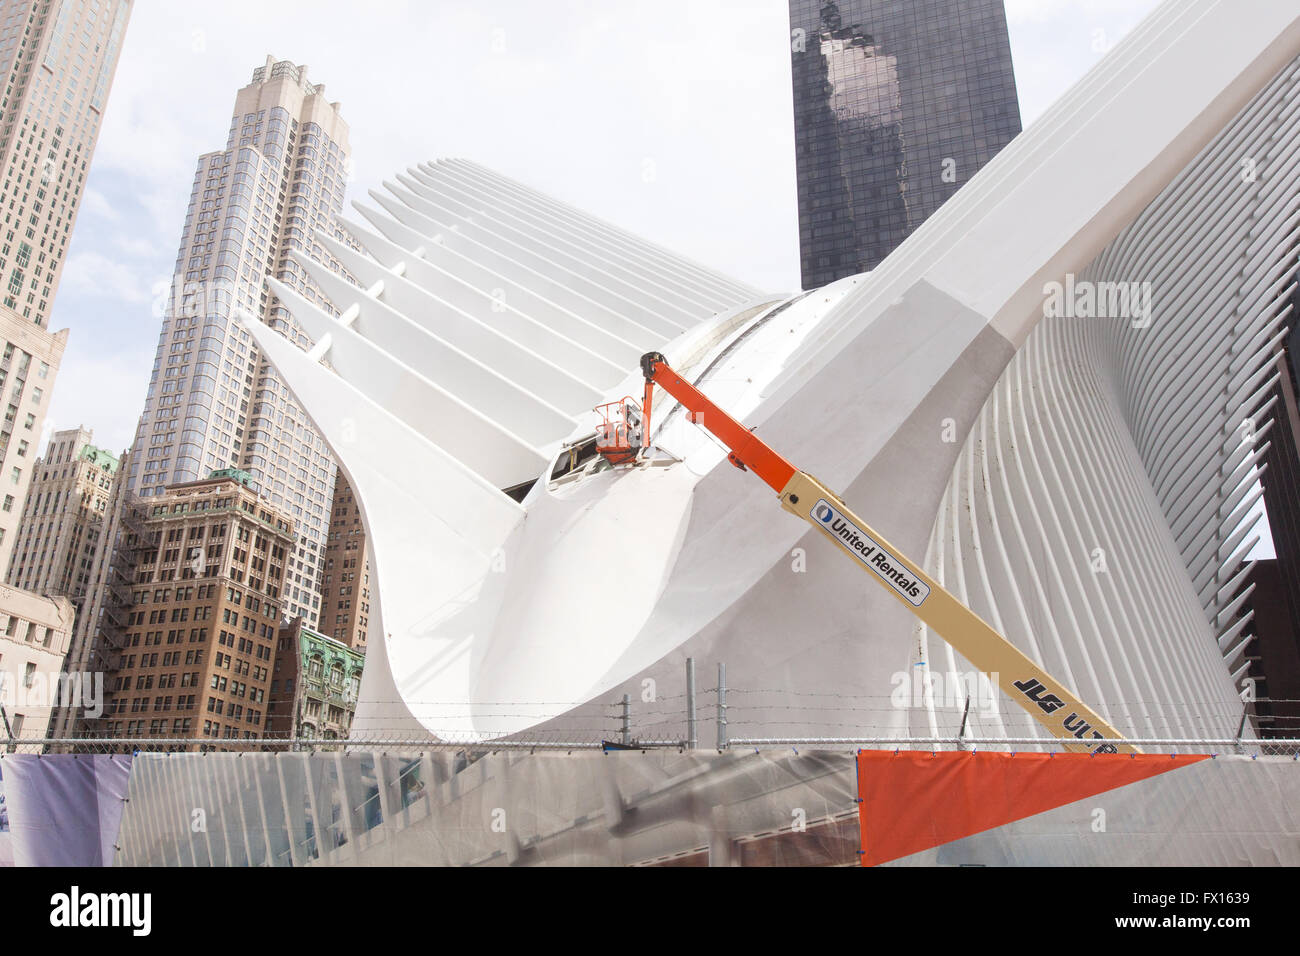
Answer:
[856,749,1207,866]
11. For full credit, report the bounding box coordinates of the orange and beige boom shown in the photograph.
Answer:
[638,351,1137,754]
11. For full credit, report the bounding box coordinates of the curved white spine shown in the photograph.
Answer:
[925,53,1300,743]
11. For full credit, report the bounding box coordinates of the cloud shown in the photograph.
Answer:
[1006,0,1162,126]
[44,343,154,454]
[1004,0,1155,24]
[61,250,157,305]
[115,235,159,260]
[81,188,120,221]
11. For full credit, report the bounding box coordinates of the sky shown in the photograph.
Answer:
[46,0,1163,455]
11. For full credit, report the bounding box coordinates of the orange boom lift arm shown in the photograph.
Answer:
[630,351,1136,754]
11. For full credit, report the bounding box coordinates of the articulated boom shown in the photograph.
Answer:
[625,351,1136,754]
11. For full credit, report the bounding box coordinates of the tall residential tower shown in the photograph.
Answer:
[788,0,1021,288]
[126,57,352,628]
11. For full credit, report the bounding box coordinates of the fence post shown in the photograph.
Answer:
[716,661,728,751]
[0,702,13,754]
[686,657,697,750]
[1235,699,1252,751]
[621,693,631,746]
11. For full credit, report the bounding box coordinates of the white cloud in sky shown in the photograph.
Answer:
[1005,0,1161,124]
[45,344,155,456]
[81,188,120,222]
[61,250,156,305]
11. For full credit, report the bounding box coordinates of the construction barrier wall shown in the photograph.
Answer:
[3,749,1297,866]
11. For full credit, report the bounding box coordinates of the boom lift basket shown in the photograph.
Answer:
[594,397,644,466]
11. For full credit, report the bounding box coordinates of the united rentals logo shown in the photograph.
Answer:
[814,499,929,607]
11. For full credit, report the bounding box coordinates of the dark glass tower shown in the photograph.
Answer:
[789,0,1022,289]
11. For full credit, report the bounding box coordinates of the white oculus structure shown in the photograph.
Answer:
[241,0,1300,746]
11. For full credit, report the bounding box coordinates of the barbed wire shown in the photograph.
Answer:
[287,691,1299,709]
[23,678,1294,761]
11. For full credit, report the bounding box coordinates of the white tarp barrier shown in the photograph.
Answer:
[115,750,859,867]
[0,754,132,867]
[111,748,1299,866]
[0,761,11,867]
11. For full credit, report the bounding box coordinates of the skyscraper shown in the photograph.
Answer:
[788,0,1021,288]
[0,0,131,567]
[126,57,352,628]
[5,425,116,604]
[47,441,135,741]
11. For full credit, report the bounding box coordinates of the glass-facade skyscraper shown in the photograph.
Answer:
[789,0,1021,288]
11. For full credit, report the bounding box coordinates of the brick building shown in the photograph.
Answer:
[320,473,369,649]
[97,468,294,747]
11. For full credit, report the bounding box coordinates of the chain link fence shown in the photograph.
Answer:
[7,704,1299,757]
[8,658,1297,756]
[8,736,1299,756]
